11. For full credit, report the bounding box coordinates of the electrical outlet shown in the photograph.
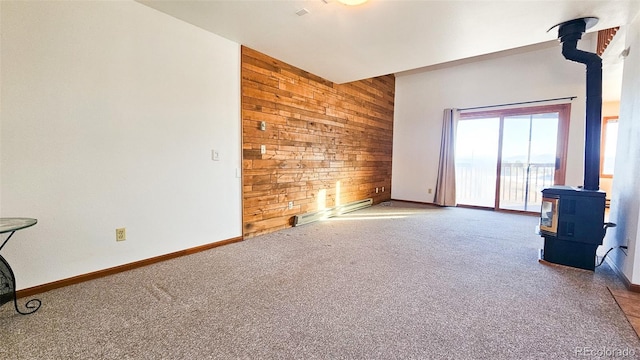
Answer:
[428,188,432,194]
[116,228,126,241]
[211,150,220,161]
[288,201,294,210]
[382,187,385,192]
[376,187,379,193]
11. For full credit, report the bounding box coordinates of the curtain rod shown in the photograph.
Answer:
[458,96,577,112]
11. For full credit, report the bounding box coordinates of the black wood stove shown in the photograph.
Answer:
[539,17,611,271]
[539,186,606,270]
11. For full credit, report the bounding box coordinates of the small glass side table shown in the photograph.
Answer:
[0,218,41,315]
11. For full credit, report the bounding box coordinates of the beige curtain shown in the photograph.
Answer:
[434,109,458,206]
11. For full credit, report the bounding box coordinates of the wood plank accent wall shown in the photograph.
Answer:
[242,47,395,237]
[596,27,619,56]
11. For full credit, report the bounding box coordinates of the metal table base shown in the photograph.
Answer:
[0,218,41,315]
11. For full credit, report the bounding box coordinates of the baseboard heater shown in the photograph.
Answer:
[293,198,373,226]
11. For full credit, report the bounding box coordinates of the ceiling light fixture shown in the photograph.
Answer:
[337,0,368,6]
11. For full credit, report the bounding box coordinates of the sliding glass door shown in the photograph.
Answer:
[499,113,558,211]
[455,104,570,212]
[455,117,500,207]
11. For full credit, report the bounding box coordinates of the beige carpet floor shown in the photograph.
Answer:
[1,201,638,359]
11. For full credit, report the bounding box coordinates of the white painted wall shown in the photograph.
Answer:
[392,44,594,203]
[0,1,242,289]
[606,14,640,283]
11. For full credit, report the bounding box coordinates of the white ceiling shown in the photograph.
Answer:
[139,0,640,99]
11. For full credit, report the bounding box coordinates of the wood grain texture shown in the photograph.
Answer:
[242,47,394,237]
[597,27,619,56]
[608,287,640,338]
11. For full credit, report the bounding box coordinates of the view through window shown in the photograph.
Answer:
[455,104,570,212]
[601,116,618,177]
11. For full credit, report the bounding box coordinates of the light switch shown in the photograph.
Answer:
[260,121,267,131]
[212,150,220,161]
[260,145,266,154]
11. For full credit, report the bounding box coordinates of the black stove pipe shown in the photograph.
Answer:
[556,18,602,191]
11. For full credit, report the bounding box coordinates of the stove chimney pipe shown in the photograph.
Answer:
[553,17,602,191]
